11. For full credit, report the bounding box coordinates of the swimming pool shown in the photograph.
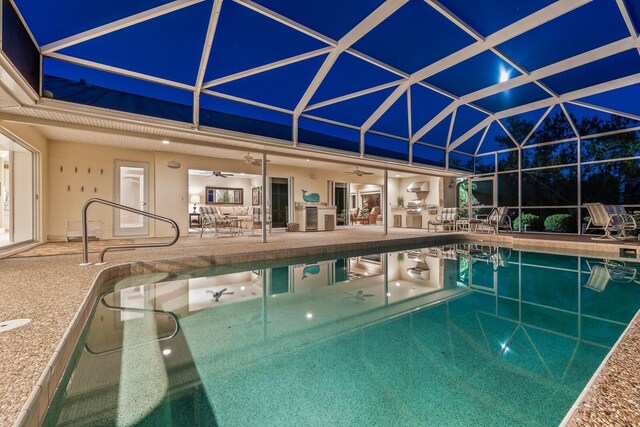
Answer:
[44,244,640,426]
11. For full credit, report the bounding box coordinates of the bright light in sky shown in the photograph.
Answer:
[499,68,511,83]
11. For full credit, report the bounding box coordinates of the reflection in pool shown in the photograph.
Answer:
[45,244,640,426]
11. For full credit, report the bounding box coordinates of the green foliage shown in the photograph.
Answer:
[219,190,230,203]
[544,214,576,233]
[513,213,543,231]
[397,196,404,206]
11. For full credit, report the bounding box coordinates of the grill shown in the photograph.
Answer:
[406,199,422,214]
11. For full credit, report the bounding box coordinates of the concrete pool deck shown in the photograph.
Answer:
[1,227,639,426]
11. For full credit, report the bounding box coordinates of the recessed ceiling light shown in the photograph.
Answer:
[161,140,170,145]
[306,159,310,162]
[395,174,400,177]
[240,173,245,176]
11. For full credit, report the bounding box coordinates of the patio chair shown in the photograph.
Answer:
[199,206,234,237]
[584,203,627,240]
[605,205,637,237]
[349,207,360,225]
[427,207,458,232]
[353,206,380,225]
[476,207,512,234]
[251,206,272,235]
[584,260,610,292]
[489,247,511,271]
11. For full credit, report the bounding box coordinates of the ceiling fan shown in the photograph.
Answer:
[345,167,374,176]
[243,152,270,166]
[212,171,233,178]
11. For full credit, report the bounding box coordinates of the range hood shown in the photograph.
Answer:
[406,181,430,192]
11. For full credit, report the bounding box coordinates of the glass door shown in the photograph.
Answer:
[114,160,149,236]
[0,133,36,249]
[270,177,288,229]
[334,182,348,226]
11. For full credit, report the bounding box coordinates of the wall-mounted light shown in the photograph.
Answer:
[167,160,181,169]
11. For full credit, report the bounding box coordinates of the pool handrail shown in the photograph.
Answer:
[84,294,180,356]
[81,198,180,265]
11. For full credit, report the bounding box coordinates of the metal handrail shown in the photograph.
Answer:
[82,198,180,265]
[84,294,180,356]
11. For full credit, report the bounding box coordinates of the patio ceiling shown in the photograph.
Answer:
[9,0,640,162]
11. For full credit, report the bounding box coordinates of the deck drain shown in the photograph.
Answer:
[0,318,31,333]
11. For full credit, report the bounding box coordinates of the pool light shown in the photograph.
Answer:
[306,312,313,320]
[162,349,172,356]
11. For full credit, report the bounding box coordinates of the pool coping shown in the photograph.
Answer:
[559,310,640,426]
[12,232,639,426]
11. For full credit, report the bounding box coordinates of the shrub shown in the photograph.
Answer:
[513,213,543,231]
[544,214,576,233]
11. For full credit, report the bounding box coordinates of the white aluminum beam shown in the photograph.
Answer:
[424,0,483,42]
[445,107,457,148]
[195,0,224,91]
[305,79,404,111]
[615,0,639,54]
[41,0,204,54]
[293,0,409,117]
[568,100,640,121]
[448,116,494,151]
[559,102,580,138]
[7,0,39,48]
[458,37,635,105]
[362,82,410,131]
[495,73,640,119]
[496,118,519,146]
[45,52,195,91]
[194,0,224,125]
[233,0,336,46]
[203,47,332,88]
[361,0,590,134]
[410,101,458,142]
[474,124,491,155]
[521,105,553,145]
[202,89,293,114]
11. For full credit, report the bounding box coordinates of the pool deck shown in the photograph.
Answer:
[1,227,639,426]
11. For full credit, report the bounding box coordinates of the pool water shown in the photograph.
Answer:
[44,244,640,426]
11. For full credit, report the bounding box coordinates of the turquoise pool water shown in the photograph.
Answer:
[45,244,640,426]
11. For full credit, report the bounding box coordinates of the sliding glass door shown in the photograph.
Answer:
[0,132,37,249]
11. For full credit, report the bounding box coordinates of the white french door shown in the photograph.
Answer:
[114,160,149,236]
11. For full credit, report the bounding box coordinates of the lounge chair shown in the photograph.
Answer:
[427,207,459,232]
[605,205,637,237]
[584,260,610,292]
[584,203,627,240]
[476,207,512,234]
[199,206,234,237]
[353,206,380,225]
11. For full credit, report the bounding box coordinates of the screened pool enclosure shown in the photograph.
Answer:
[4,0,640,234]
